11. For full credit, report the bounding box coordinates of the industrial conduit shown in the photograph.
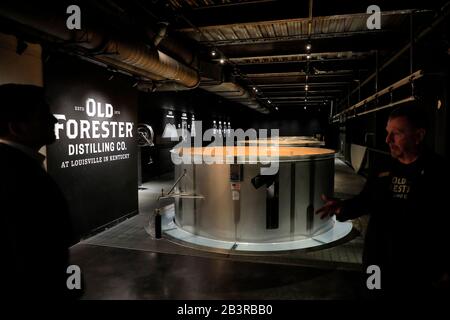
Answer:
[0,4,200,88]
[99,39,199,88]
[201,82,269,114]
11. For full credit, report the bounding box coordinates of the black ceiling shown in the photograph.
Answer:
[1,0,448,114]
[103,0,448,111]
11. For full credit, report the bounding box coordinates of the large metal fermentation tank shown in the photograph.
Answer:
[172,146,336,243]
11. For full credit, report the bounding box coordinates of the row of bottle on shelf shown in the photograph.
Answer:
[162,120,232,139]
[212,120,232,136]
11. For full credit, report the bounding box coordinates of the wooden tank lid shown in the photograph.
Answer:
[172,146,335,163]
[240,139,324,146]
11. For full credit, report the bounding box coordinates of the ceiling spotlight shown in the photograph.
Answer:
[306,43,311,51]
[304,106,307,110]
[219,58,225,64]
[306,54,311,60]
[211,50,217,57]
[253,87,258,92]
[275,107,279,111]
[268,100,271,104]
[305,85,309,91]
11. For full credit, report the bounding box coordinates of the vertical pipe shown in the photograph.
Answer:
[410,12,414,74]
[375,50,379,93]
[308,0,314,36]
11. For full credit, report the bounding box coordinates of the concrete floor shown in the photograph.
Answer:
[70,158,367,300]
[71,245,362,300]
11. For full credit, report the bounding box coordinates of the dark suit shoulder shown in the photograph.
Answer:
[0,143,45,174]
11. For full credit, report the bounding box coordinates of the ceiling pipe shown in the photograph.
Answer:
[96,56,166,81]
[145,25,196,66]
[100,39,199,88]
[137,81,194,92]
[201,82,269,114]
[0,2,269,112]
[0,3,200,88]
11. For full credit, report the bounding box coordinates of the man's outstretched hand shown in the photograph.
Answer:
[315,194,343,219]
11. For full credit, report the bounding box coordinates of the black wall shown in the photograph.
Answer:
[247,110,329,136]
[45,54,138,240]
[138,89,258,180]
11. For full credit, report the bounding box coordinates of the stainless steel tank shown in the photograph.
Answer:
[172,146,336,243]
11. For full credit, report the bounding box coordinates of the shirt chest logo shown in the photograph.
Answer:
[391,176,411,199]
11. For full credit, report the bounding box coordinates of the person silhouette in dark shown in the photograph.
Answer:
[317,102,449,300]
[0,83,74,299]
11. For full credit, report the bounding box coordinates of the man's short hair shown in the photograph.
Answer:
[388,100,428,130]
[0,83,47,136]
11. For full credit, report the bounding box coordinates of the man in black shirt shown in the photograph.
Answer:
[0,84,74,299]
[317,103,449,299]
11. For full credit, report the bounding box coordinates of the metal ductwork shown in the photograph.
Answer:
[137,81,194,92]
[148,30,195,66]
[201,82,270,114]
[0,3,200,88]
[0,2,270,113]
[99,39,199,88]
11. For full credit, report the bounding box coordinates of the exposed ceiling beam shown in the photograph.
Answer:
[178,10,415,33]
[275,101,325,105]
[221,51,374,64]
[214,34,400,58]
[238,60,368,74]
[165,0,441,28]
[267,90,342,96]
[246,70,356,78]
[186,0,277,10]
[257,82,352,88]
[270,97,336,101]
